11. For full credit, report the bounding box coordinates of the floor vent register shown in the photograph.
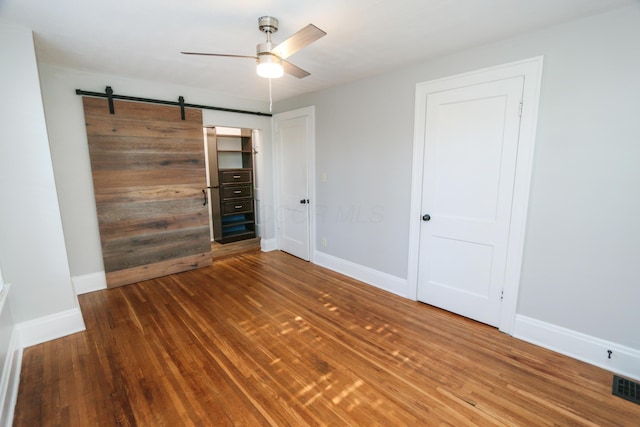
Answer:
[612,375,640,405]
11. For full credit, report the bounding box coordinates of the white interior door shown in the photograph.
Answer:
[273,107,314,261]
[417,76,525,327]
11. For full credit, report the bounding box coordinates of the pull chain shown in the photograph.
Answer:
[269,78,273,113]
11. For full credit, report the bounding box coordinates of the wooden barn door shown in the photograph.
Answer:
[83,97,211,288]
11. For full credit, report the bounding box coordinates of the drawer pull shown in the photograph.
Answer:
[234,190,242,194]
[235,205,243,209]
[233,175,241,179]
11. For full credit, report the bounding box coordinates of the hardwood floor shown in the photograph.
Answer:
[14,251,640,426]
[211,237,261,261]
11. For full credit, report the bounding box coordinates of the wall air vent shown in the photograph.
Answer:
[612,375,640,405]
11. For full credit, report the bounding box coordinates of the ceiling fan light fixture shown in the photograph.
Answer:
[182,16,325,80]
[256,53,284,79]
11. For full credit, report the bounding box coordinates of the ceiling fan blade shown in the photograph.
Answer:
[282,60,311,79]
[181,52,257,60]
[271,24,326,60]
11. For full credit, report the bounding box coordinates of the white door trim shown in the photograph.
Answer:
[272,106,316,262]
[407,57,543,335]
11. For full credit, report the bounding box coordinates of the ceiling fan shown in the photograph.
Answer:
[181,16,326,79]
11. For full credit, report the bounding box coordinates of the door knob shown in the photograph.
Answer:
[422,214,431,222]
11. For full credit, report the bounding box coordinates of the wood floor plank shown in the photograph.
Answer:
[13,251,640,426]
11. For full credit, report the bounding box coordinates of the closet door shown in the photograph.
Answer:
[83,97,211,288]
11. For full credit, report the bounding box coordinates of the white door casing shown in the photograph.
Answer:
[273,107,316,261]
[408,57,543,334]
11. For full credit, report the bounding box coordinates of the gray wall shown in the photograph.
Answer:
[0,22,79,323]
[275,5,640,350]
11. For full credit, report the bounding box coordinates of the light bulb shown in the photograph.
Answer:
[256,54,284,78]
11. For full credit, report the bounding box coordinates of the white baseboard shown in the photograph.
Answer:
[313,251,408,298]
[18,308,86,349]
[0,330,22,427]
[260,238,278,252]
[514,314,640,381]
[72,271,107,295]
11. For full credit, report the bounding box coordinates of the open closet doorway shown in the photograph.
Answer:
[204,126,263,259]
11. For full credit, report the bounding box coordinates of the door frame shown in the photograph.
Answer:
[273,106,316,261]
[407,57,544,334]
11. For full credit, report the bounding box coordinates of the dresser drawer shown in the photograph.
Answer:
[222,185,252,199]
[222,199,253,215]
[220,170,252,185]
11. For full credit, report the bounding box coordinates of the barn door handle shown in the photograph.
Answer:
[422,213,431,221]
[202,189,208,206]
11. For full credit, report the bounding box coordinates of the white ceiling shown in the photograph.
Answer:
[1,0,636,102]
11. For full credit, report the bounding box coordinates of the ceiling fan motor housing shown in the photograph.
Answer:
[257,41,277,57]
[258,16,279,34]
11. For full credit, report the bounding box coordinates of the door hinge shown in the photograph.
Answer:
[500,289,504,301]
[518,100,523,117]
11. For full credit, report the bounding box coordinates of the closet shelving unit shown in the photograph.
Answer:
[207,127,256,244]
